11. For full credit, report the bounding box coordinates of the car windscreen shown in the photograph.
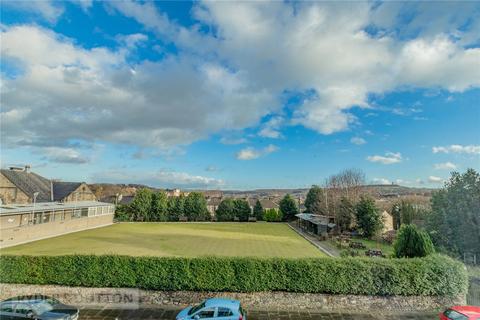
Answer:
[188,301,205,315]
[31,301,54,315]
[443,309,468,320]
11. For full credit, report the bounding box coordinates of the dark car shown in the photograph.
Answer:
[0,295,78,320]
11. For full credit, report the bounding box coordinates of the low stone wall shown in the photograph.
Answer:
[0,284,465,312]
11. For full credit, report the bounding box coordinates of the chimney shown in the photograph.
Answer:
[50,180,54,202]
[24,165,31,173]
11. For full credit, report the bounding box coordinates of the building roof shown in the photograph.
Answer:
[1,169,51,202]
[296,213,336,227]
[0,201,113,215]
[207,197,222,206]
[52,182,82,201]
[247,198,279,209]
[1,169,88,202]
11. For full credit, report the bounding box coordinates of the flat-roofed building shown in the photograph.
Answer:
[0,201,114,248]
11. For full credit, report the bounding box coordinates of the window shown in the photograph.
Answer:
[14,303,33,315]
[0,302,14,312]
[217,307,233,317]
[72,209,81,219]
[81,208,89,217]
[197,309,215,318]
[33,212,43,224]
[188,302,206,315]
[88,207,97,217]
[444,309,468,320]
[55,211,65,221]
[43,211,52,223]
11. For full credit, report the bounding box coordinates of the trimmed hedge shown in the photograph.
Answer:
[0,254,467,297]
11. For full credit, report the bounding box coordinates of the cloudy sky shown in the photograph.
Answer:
[1,1,479,189]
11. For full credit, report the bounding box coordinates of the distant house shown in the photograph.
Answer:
[100,194,134,206]
[381,210,394,233]
[0,166,96,205]
[247,198,279,211]
[206,197,222,215]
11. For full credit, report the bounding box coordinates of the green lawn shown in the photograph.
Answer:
[1,222,325,258]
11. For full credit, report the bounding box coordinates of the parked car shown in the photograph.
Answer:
[176,298,246,320]
[0,295,79,320]
[440,306,480,320]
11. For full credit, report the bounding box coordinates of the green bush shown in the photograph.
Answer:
[263,208,282,222]
[394,224,435,258]
[0,254,467,297]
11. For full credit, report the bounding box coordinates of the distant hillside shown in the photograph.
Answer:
[90,182,436,202]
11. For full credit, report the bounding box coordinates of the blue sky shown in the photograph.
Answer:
[1,1,479,189]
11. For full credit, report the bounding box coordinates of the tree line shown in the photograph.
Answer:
[115,189,210,222]
[215,195,300,222]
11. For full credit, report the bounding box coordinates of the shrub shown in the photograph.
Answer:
[394,224,435,258]
[233,199,251,222]
[355,196,383,238]
[279,194,299,221]
[184,192,209,221]
[253,200,264,221]
[0,254,467,297]
[263,208,282,222]
[216,199,235,221]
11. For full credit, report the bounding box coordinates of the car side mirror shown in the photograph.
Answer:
[193,315,200,320]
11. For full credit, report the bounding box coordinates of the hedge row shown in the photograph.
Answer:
[0,254,467,297]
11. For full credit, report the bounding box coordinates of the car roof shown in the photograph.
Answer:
[204,298,240,309]
[451,306,480,316]
[2,295,52,303]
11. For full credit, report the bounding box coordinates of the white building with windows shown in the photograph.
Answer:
[0,201,115,248]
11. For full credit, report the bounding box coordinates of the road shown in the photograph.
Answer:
[79,308,438,319]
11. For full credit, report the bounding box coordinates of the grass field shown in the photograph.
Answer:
[0,222,325,258]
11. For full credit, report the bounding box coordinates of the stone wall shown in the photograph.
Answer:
[0,173,30,204]
[0,284,465,312]
[62,183,96,202]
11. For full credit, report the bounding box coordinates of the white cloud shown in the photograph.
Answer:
[205,165,218,172]
[236,144,279,160]
[2,1,64,23]
[1,25,275,151]
[366,152,402,164]
[434,162,457,170]
[93,169,224,189]
[42,147,89,164]
[2,1,480,157]
[432,145,480,154]
[428,176,444,183]
[350,137,366,145]
[258,116,283,138]
[219,137,248,145]
[372,178,391,185]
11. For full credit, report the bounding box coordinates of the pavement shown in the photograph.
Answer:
[287,223,340,257]
[79,308,438,319]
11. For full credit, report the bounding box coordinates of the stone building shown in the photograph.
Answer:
[0,166,96,205]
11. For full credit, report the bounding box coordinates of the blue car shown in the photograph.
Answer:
[176,298,246,320]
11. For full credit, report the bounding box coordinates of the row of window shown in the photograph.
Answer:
[32,206,114,224]
[1,206,115,228]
